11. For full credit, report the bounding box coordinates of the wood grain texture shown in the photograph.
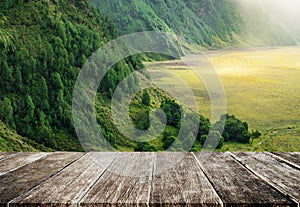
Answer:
[233,152,300,204]
[271,152,300,166]
[150,152,222,207]
[10,152,117,207]
[0,152,83,207]
[0,152,19,161]
[80,152,154,207]
[194,152,293,207]
[1,152,299,207]
[0,152,48,176]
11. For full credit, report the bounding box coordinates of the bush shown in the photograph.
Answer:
[221,114,251,143]
[162,135,176,149]
[251,129,262,139]
[134,142,157,152]
[161,99,182,128]
[199,130,224,149]
[142,90,151,106]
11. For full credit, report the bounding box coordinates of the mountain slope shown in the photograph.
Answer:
[91,0,299,47]
[0,0,141,151]
[0,0,263,152]
[90,0,242,47]
[0,120,50,151]
[236,0,298,46]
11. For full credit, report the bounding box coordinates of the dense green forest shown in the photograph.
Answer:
[91,0,299,47]
[90,0,243,48]
[0,120,51,151]
[0,0,138,151]
[0,0,263,152]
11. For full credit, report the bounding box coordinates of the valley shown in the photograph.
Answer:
[147,46,300,151]
[0,0,299,152]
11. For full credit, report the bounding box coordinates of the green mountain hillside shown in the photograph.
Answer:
[0,0,142,151]
[0,120,50,151]
[91,0,299,47]
[0,0,263,152]
[0,0,185,152]
[90,0,242,48]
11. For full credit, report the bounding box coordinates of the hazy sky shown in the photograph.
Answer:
[238,0,300,41]
[260,0,300,26]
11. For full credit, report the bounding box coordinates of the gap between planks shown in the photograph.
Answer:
[75,152,223,206]
[191,152,224,207]
[79,152,154,207]
[7,152,86,207]
[193,152,294,206]
[229,152,299,207]
[267,152,300,171]
[76,153,121,205]
[150,152,223,206]
[2,152,299,207]
[147,152,156,207]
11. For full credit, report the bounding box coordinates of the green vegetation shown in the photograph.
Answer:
[0,13,15,50]
[142,90,151,106]
[0,0,142,151]
[147,47,300,151]
[161,99,182,128]
[0,120,51,152]
[196,114,256,150]
[96,87,187,151]
[199,131,224,150]
[90,0,243,48]
[134,142,158,152]
[128,88,257,152]
[221,114,251,143]
[90,0,299,48]
[0,0,296,152]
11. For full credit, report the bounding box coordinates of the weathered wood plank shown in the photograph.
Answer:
[0,152,83,207]
[0,152,48,176]
[194,152,294,207]
[0,152,19,161]
[271,152,300,166]
[10,152,117,207]
[233,152,300,204]
[80,152,154,207]
[150,152,222,207]
[1,152,299,206]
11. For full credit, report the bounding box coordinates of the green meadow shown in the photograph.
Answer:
[146,47,300,152]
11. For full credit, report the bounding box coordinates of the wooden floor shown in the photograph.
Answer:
[0,152,299,207]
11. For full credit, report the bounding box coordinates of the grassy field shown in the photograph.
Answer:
[146,47,300,151]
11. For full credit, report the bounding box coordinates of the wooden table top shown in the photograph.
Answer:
[0,152,299,207]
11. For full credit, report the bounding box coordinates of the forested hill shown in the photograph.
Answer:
[0,120,50,151]
[90,0,242,48]
[90,0,299,47]
[0,0,143,151]
[0,0,264,152]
